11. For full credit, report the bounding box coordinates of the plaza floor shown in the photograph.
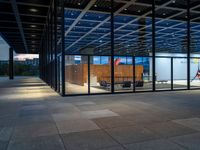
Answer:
[0,77,200,150]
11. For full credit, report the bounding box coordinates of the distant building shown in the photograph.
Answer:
[15,58,39,66]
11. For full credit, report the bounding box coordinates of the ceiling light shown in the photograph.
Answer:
[78,2,81,5]
[94,5,97,7]
[138,10,141,13]
[30,8,38,12]
[31,35,36,37]
[172,0,176,3]
[30,25,36,28]
[162,13,166,16]
[124,8,127,11]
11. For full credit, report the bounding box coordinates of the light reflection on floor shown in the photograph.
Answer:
[65,80,200,94]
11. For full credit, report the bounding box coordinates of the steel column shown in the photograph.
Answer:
[9,47,14,80]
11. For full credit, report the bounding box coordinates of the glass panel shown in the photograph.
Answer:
[90,56,111,93]
[114,0,152,56]
[14,54,39,76]
[135,57,152,91]
[64,0,111,95]
[190,58,200,88]
[155,0,188,90]
[155,57,171,90]
[155,0,188,57]
[65,55,88,94]
[0,61,8,76]
[56,0,63,94]
[114,56,133,92]
[173,58,187,89]
[64,0,111,56]
[0,36,9,77]
[190,0,200,89]
[57,56,62,93]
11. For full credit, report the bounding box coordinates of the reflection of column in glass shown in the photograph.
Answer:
[137,18,146,55]
[182,36,194,53]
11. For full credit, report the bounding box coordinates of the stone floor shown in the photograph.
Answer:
[0,77,200,150]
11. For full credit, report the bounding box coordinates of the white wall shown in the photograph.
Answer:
[149,53,200,81]
[173,58,187,80]
[155,58,171,80]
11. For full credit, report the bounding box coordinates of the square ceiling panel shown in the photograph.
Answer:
[155,8,181,18]
[16,0,50,5]
[64,0,90,9]
[167,0,187,9]
[18,4,48,17]
[121,4,152,16]
[136,0,152,5]
[172,12,188,21]
[155,0,169,5]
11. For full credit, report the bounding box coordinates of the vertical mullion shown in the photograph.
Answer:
[152,0,156,91]
[50,8,53,88]
[111,0,115,93]
[171,57,173,90]
[88,56,90,94]
[133,56,136,92]
[187,0,190,90]
[9,47,14,80]
[54,0,58,91]
[61,0,65,96]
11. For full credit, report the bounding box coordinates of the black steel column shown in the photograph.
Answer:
[54,0,58,91]
[111,0,114,93]
[171,57,173,90]
[133,56,136,92]
[88,56,90,94]
[9,47,14,80]
[187,0,191,90]
[152,0,156,91]
[61,0,65,96]
[50,8,53,88]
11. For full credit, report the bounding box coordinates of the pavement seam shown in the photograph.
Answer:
[53,118,68,150]
[96,124,129,150]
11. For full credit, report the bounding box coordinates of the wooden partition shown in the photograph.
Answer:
[65,64,87,86]
[65,64,143,86]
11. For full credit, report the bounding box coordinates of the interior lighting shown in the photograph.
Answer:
[30,8,38,12]
[30,25,36,28]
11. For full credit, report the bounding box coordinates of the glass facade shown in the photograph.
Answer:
[40,0,200,96]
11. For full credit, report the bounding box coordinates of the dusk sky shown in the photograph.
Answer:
[0,36,38,61]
